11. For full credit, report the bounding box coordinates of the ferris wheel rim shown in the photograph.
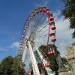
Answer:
[19,6,56,51]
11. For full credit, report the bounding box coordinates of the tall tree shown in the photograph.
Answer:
[63,0,75,38]
[0,56,14,75]
[0,56,25,75]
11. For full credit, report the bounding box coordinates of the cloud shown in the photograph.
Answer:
[54,11,75,56]
[10,42,20,49]
[0,47,11,51]
[0,42,20,52]
[53,10,62,20]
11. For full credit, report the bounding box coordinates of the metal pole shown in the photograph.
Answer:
[28,41,40,75]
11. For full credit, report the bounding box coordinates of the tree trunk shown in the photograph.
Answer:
[55,71,59,75]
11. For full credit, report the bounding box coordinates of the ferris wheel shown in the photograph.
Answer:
[18,7,59,75]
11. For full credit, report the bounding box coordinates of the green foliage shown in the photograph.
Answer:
[38,44,59,73]
[61,57,73,71]
[0,56,25,75]
[62,0,75,38]
[0,56,14,75]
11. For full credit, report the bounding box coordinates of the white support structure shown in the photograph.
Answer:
[22,45,27,63]
[36,48,54,75]
[21,40,54,75]
[28,41,40,75]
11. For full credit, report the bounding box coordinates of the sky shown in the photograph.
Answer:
[0,0,75,60]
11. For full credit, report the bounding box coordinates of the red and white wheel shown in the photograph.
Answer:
[18,7,56,74]
[19,7,56,49]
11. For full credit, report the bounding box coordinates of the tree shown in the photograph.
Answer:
[38,44,60,75]
[11,56,25,75]
[63,0,75,38]
[0,56,25,75]
[0,56,14,75]
[61,57,73,71]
